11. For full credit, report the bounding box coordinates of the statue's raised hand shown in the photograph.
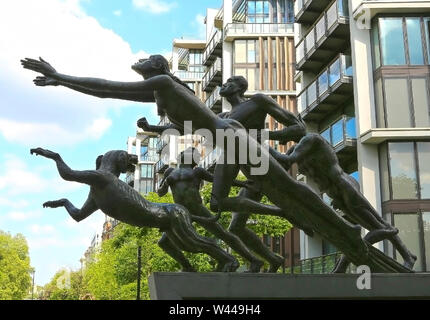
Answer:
[33,76,59,87]
[21,57,57,76]
[30,147,60,160]
[43,199,66,208]
[137,117,151,131]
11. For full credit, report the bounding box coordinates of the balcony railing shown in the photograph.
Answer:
[297,54,353,121]
[140,154,159,162]
[173,70,205,81]
[321,116,357,148]
[296,0,350,72]
[224,23,293,41]
[202,58,222,92]
[205,86,222,113]
[203,30,223,66]
[295,0,333,24]
[155,160,168,174]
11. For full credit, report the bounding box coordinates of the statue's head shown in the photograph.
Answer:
[97,150,138,174]
[131,55,170,79]
[220,76,248,98]
[177,147,200,168]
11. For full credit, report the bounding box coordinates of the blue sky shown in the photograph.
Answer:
[0,0,221,286]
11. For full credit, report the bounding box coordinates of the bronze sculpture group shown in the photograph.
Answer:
[21,55,416,273]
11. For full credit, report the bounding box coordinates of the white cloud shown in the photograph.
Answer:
[0,154,83,196]
[132,0,177,14]
[113,10,122,16]
[30,224,56,235]
[5,210,43,222]
[0,0,152,147]
[0,197,29,209]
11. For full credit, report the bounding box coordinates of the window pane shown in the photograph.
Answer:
[425,18,430,63]
[248,1,255,14]
[321,128,331,143]
[380,18,406,65]
[331,119,344,146]
[248,40,256,63]
[411,78,430,127]
[384,78,411,128]
[423,212,430,271]
[234,40,247,63]
[406,18,424,65]
[248,68,255,91]
[389,142,418,199]
[394,213,423,271]
[329,58,341,86]
[318,71,328,96]
[372,18,381,68]
[263,1,269,14]
[307,82,317,105]
[256,1,263,14]
[379,144,390,202]
[345,117,356,139]
[234,68,247,79]
[417,142,430,199]
[375,79,385,128]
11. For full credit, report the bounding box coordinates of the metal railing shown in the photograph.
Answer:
[202,58,222,90]
[203,30,223,65]
[155,160,168,173]
[205,86,222,109]
[224,23,294,38]
[140,154,159,162]
[320,116,357,148]
[297,252,342,274]
[156,138,168,154]
[296,0,349,65]
[173,70,205,81]
[298,54,353,114]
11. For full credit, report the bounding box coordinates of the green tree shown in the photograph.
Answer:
[0,231,32,300]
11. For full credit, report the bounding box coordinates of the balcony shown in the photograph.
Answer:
[173,70,205,81]
[203,30,223,66]
[202,58,222,92]
[205,87,222,114]
[297,54,353,122]
[155,160,168,174]
[320,116,357,170]
[140,153,159,163]
[295,0,333,24]
[224,23,294,41]
[296,0,350,72]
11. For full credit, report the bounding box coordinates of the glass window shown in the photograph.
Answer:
[411,78,430,127]
[423,212,430,271]
[318,71,328,96]
[394,213,423,271]
[379,18,406,65]
[425,18,430,62]
[321,128,331,143]
[345,117,356,139]
[256,1,263,14]
[234,40,247,63]
[248,68,256,91]
[307,82,317,105]
[389,142,418,199]
[379,144,390,202]
[331,119,344,146]
[247,40,256,63]
[372,20,381,69]
[417,142,430,199]
[384,78,411,128]
[322,239,337,255]
[329,58,341,86]
[248,1,255,14]
[406,18,424,65]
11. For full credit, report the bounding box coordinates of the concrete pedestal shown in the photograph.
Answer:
[148,272,430,300]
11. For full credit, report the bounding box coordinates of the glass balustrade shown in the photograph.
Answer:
[320,116,357,149]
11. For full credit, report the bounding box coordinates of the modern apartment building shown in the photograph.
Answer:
[295,0,430,272]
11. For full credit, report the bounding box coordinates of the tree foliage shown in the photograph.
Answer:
[0,231,32,300]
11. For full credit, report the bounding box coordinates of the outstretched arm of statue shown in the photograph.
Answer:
[30,147,106,186]
[21,57,168,99]
[157,167,174,197]
[254,94,306,143]
[33,76,155,103]
[137,117,184,135]
[43,195,98,222]
[284,135,313,164]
